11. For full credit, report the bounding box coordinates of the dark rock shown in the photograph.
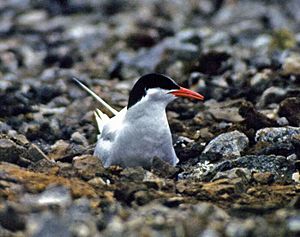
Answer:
[201,155,295,182]
[278,97,300,126]
[254,142,296,157]
[72,155,105,181]
[126,30,159,50]
[0,138,22,164]
[27,144,49,162]
[175,141,204,162]
[120,167,146,182]
[239,101,278,130]
[151,157,179,178]
[252,172,274,184]
[0,205,26,231]
[193,50,231,75]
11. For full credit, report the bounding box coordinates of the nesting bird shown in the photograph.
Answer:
[73,73,204,168]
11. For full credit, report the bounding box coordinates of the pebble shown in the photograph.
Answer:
[256,86,286,109]
[71,131,88,146]
[287,216,300,233]
[0,138,29,165]
[282,55,300,75]
[27,144,49,162]
[252,172,274,184]
[278,97,300,126]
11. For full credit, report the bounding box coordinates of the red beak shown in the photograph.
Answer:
[169,87,204,100]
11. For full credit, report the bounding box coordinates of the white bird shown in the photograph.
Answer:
[73,73,204,168]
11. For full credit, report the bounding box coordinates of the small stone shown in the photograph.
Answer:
[256,87,286,109]
[151,157,179,178]
[195,50,231,75]
[13,134,30,146]
[288,216,300,232]
[212,168,251,182]
[205,99,244,123]
[278,97,300,126]
[0,205,26,231]
[252,172,274,184]
[0,121,12,133]
[17,10,47,26]
[200,228,221,237]
[282,54,300,75]
[143,171,165,189]
[292,172,300,183]
[71,132,88,146]
[48,140,70,160]
[277,117,289,126]
[29,214,71,237]
[0,138,29,165]
[72,155,105,180]
[202,131,249,160]
[239,101,278,130]
[120,167,146,182]
[27,144,49,162]
[87,177,106,186]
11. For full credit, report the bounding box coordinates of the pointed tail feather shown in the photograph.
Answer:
[72,77,118,116]
[94,111,103,133]
[94,108,110,133]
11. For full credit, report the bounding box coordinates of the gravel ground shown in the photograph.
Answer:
[1,0,300,236]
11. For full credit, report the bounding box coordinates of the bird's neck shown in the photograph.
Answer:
[125,98,168,122]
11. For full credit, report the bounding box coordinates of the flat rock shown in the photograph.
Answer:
[202,155,295,182]
[202,130,249,160]
[255,126,300,144]
[72,155,105,180]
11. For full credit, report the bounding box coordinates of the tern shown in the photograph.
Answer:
[73,73,204,168]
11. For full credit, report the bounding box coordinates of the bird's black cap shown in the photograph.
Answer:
[127,73,180,109]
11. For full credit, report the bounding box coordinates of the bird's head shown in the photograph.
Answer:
[127,73,204,109]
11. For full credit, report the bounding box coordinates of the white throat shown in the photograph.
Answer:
[126,88,175,119]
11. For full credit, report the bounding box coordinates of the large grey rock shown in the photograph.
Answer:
[255,126,300,144]
[202,155,295,182]
[202,131,249,160]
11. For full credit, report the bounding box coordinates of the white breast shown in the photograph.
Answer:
[94,94,178,168]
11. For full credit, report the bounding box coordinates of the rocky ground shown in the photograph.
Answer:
[1,0,300,236]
